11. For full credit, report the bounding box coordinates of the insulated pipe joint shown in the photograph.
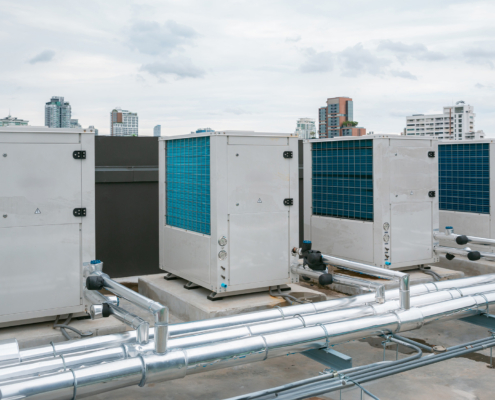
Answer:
[394,307,424,332]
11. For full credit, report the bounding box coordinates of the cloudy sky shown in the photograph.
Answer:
[1,0,495,136]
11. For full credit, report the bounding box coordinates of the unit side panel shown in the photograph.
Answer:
[159,140,166,271]
[310,216,374,263]
[390,202,433,264]
[303,142,312,242]
[0,144,83,229]
[490,142,495,240]
[229,212,289,285]
[227,143,290,215]
[288,137,300,273]
[211,136,229,291]
[372,139,388,267]
[161,226,211,285]
[80,132,96,308]
[0,224,82,319]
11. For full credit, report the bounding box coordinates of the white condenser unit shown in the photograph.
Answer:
[304,135,439,270]
[438,139,495,250]
[0,127,95,326]
[159,131,299,298]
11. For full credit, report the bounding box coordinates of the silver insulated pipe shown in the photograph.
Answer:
[1,281,495,399]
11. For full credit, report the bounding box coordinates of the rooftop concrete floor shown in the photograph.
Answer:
[84,282,495,400]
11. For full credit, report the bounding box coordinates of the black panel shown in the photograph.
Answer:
[95,137,160,278]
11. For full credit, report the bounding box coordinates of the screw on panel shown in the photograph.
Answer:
[2,154,6,157]
[2,215,7,218]
[236,154,239,157]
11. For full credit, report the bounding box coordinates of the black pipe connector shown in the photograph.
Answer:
[467,251,481,261]
[102,303,111,318]
[318,273,333,286]
[445,253,455,261]
[301,240,326,271]
[86,276,105,290]
[455,235,469,245]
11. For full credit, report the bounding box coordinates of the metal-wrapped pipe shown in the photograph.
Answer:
[434,245,495,262]
[85,290,149,344]
[320,253,411,310]
[89,270,169,354]
[5,282,495,386]
[3,290,495,400]
[434,231,495,247]
[13,274,495,364]
[291,266,386,303]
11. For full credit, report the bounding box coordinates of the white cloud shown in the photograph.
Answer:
[140,58,205,79]
[28,50,55,64]
[299,48,334,73]
[1,0,495,136]
[377,40,446,63]
[127,20,199,55]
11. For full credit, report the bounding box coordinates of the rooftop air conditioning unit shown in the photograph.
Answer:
[303,135,439,271]
[0,126,95,326]
[438,139,494,251]
[159,131,299,299]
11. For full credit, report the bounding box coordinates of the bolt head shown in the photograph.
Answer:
[2,214,7,218]
[2,154,6,157]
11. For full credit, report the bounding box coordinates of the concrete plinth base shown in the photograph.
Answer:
[327,265,464,297]
[138,274,327,322]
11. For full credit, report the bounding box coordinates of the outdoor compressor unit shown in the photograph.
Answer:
[439,139,494,249]
[303,135,439,270]
[0,126,95,326]
[158,131,299,298]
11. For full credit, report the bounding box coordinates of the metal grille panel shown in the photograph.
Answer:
[439,143,490,214]
[312,139,373,221]
[166,136,211,234]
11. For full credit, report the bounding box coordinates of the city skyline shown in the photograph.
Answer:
[1,1,495,137]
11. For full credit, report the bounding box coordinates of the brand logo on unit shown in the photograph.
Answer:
[257,198,262,203]
[34,208,41,214]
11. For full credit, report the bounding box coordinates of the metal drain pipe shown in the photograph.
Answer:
[319,253,410,310]
[85,290,150,345]
[85,262,169,355]
[2,282,495,386]
[11,273,495,364]
[291,266,386,303]
[2,291,495,400]
[434,228,495,247]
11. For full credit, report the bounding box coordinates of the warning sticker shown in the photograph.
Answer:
[35,208,41,214]
[257,198,262,203]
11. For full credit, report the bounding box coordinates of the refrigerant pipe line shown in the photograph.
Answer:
[10,273,495,365]
[1,290,495,399]
[3,282,495,385]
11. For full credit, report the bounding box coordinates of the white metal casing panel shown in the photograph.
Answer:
[159,131,299,293]
[305,135,439,270]
[438,139,495,253]
[0,127,95,325]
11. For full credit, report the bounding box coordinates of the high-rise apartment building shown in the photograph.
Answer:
[45,96,71,128]
[154,125,161,137]
[70,119,81,128]
[318,97,366,138]
[0,114,28,126]
[405,101,484,140]
[295,118,317,139]
[110,108,138,136]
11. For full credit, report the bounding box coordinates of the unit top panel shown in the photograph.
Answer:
[160,131,296,141]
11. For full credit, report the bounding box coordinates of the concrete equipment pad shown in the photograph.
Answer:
[0,297,183,349]
[138,274,327,322]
